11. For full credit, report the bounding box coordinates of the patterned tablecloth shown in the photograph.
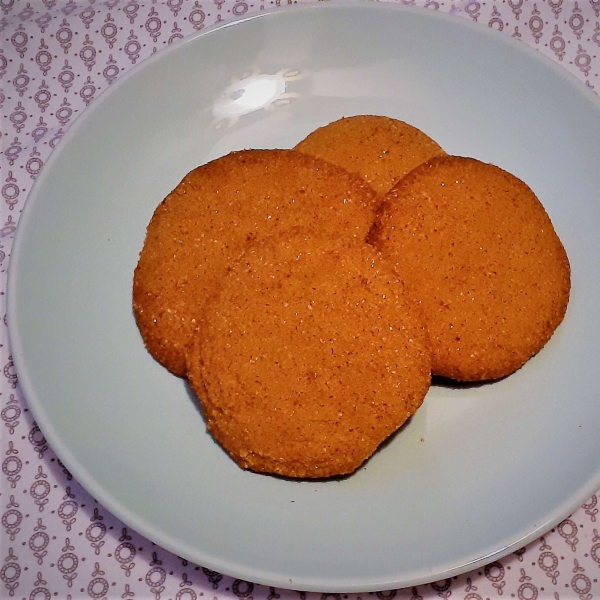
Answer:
[1,0,600,598]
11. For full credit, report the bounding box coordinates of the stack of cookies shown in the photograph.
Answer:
[133,115,570,479]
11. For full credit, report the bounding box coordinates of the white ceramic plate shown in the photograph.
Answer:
[8,2,600,592]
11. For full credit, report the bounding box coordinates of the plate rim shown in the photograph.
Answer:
[7,1,600,592]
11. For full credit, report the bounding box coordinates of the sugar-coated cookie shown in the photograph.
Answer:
[295,115,446,194]
[369,156,571,381]
[133,149,381,376]
[187,230,431,478]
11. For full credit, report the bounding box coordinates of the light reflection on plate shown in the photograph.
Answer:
[213,69,302,126]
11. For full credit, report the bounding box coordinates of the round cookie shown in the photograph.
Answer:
[369,156,571,382]
[187,230,431,478]
[133,149,381,376]
[294,115,446,195]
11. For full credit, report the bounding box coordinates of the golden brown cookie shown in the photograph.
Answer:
[187,230,431,478]
[133,149,381,376]
[369,156,571,381]
[294,115,446,195]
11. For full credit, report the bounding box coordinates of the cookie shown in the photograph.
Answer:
[187,229,431,478]
[133,149,381,376]
[294,115,446,194]
[369,156,571,381]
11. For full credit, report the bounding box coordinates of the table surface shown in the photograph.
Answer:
[1,0,600,598]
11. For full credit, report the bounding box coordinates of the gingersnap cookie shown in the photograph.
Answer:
[294,115,446,195]
[133,149,381,376]
[369,156,571,382]
[187,229,431,478]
